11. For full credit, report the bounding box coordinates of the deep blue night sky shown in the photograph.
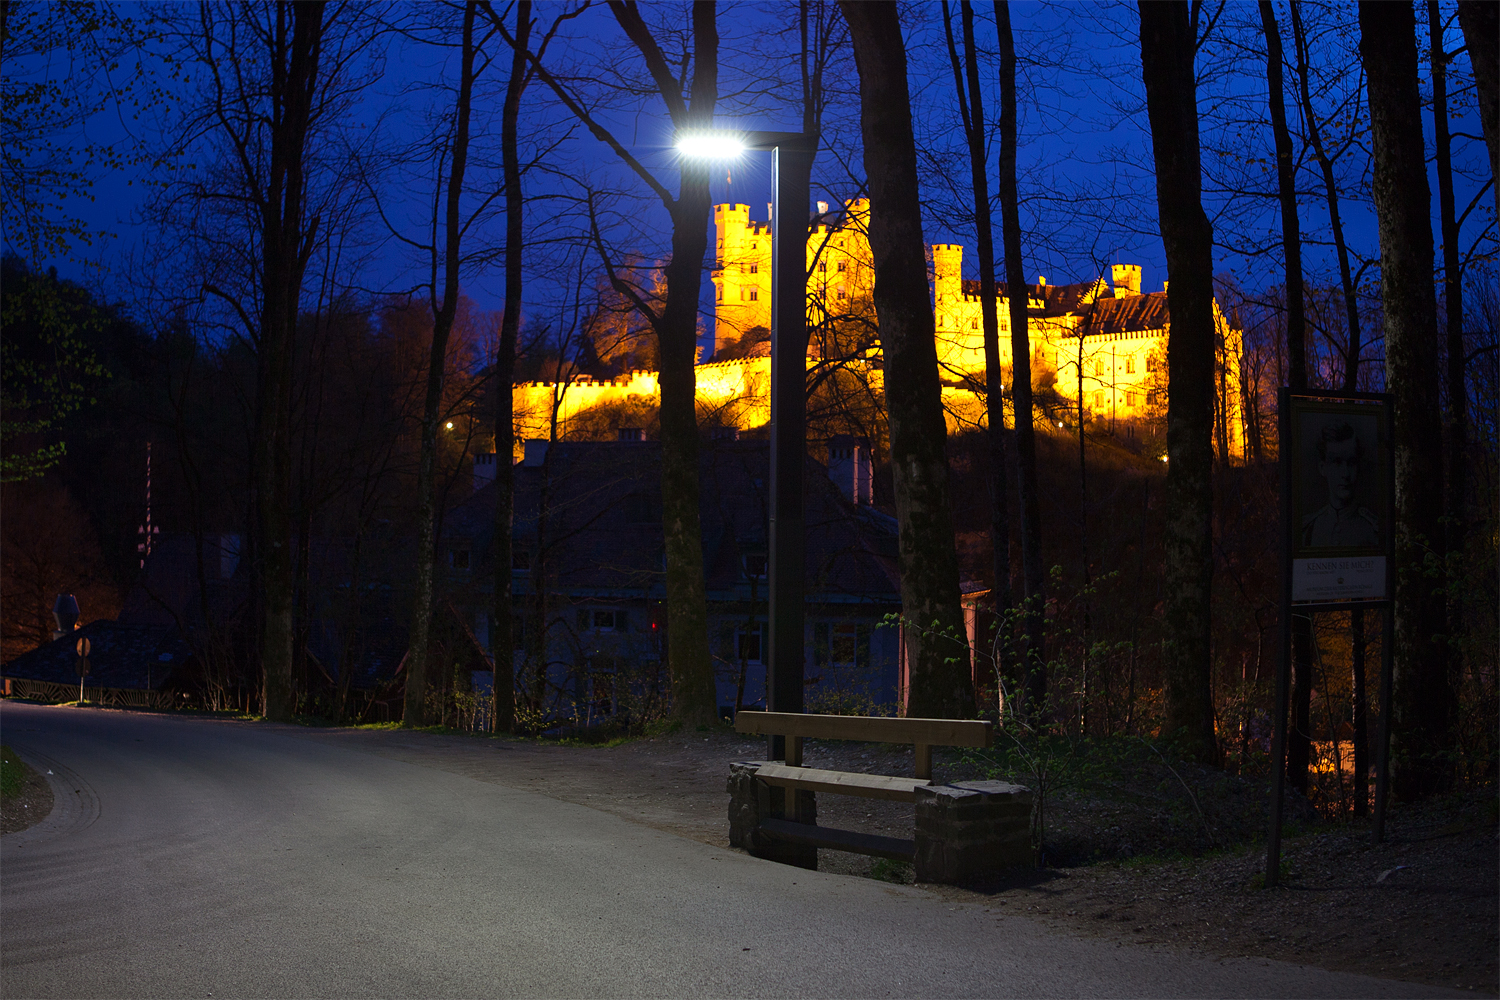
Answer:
[14,1,1494,360]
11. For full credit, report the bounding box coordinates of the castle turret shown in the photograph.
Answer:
[713,203,771,354]
[932,244,963,307]
[1112,263,1142,297]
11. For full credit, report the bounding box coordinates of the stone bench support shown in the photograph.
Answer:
[728,761,1032,883]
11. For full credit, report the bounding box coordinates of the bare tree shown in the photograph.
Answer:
[1359,0,1450,799]
[1456,1,1497,198]
[940,0,1010,675]
[496,1,723,724]
[401,2,493,725]
[1138,0,1216,761]
[991,1,1046,713]
[840,0,970,718]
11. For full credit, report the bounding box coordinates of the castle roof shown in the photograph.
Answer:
[1084,290,1170,336]
[952,280,1170,337]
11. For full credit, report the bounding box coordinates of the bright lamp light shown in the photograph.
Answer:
[675,130,745,161]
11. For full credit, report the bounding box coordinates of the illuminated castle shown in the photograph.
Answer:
[511,199,1245,459]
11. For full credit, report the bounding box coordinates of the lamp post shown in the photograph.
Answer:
[677,128,817,760]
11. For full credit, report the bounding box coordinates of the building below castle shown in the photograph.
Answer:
[511,200,1245,460]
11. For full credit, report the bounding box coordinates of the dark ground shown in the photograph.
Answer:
[0,743,54,835]
[8,711,1496,993]
[296,722,1497,995]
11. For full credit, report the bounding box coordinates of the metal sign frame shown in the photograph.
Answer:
[1267,388,1396,886]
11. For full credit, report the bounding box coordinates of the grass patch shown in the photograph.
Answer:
[1,745,30,800]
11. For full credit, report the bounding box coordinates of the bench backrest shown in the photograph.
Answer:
[734,711,992,779]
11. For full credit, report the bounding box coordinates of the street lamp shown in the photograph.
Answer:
[676,127,817,760]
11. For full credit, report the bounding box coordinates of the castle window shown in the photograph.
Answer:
[716,286,723,302]
[818,261,826,272]
[1126,391,1138,407]
[837,287,847,299]
[970,318,978,329]
[749,263,758,274]
[737,625,764,664]
[1125,356,1136,374]
[750,242,757,250]
[1146,355,1157,372]
[837,261,846,272]
[749,289,758,301]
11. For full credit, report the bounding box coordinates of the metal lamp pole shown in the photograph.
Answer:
[675,129,817,759]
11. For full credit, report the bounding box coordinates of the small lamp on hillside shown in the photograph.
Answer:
[677,127,817,758]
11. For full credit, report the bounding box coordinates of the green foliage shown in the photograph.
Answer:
[1,260,108,481]
[1,2,175,265]
[0,745,27,799]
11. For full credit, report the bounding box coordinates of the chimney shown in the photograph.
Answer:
[827,436,872,505]
[816,200,829,215]
[52,594,79,641]
[1111,263,1142,297]
[474,452,497,490]
[522,439,550,467]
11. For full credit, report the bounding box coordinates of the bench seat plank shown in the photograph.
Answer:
[758,817,916,861]
[754,762,927,802]
[734,711,992,748]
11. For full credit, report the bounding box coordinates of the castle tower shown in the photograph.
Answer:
[1111,263,1142,297]
[712,203,772,355]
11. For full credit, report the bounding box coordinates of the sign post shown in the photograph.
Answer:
[75,636,92,704]
[1268,389,1395,886]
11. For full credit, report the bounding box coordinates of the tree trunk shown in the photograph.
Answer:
[1359,1,1451,800]
[256,1,325,722]
[1429,0,1467,713]
[404,2,480,726]
[994,0,1046,710]
[841,0,970,718]
[942,0,1010,699]
[1457,1,1498,196]
[1138,0,1216,761]
[640,4,720,727]
[491,0,531,735]
[1261,0,1314,793]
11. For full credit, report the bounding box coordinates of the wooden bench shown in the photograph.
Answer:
[727,712,1032,883]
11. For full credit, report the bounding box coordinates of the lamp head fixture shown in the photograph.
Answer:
[674,128,817,162]
[675,130,746,161]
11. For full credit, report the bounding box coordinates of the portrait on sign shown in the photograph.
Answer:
[1291,401,1387,558]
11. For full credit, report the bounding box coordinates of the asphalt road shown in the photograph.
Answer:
[0,702,1462,999]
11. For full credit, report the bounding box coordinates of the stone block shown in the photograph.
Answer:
[913,780,1032,883]
[725,761,817,870]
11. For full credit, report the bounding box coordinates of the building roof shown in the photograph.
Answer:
[443,440,902,608]
[2,620,191,691]
[1083,291,1170,337]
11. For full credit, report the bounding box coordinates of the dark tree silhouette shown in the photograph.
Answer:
[840,0,970,718]
[1359,1,1451,800]
[1138,0,1216,761]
